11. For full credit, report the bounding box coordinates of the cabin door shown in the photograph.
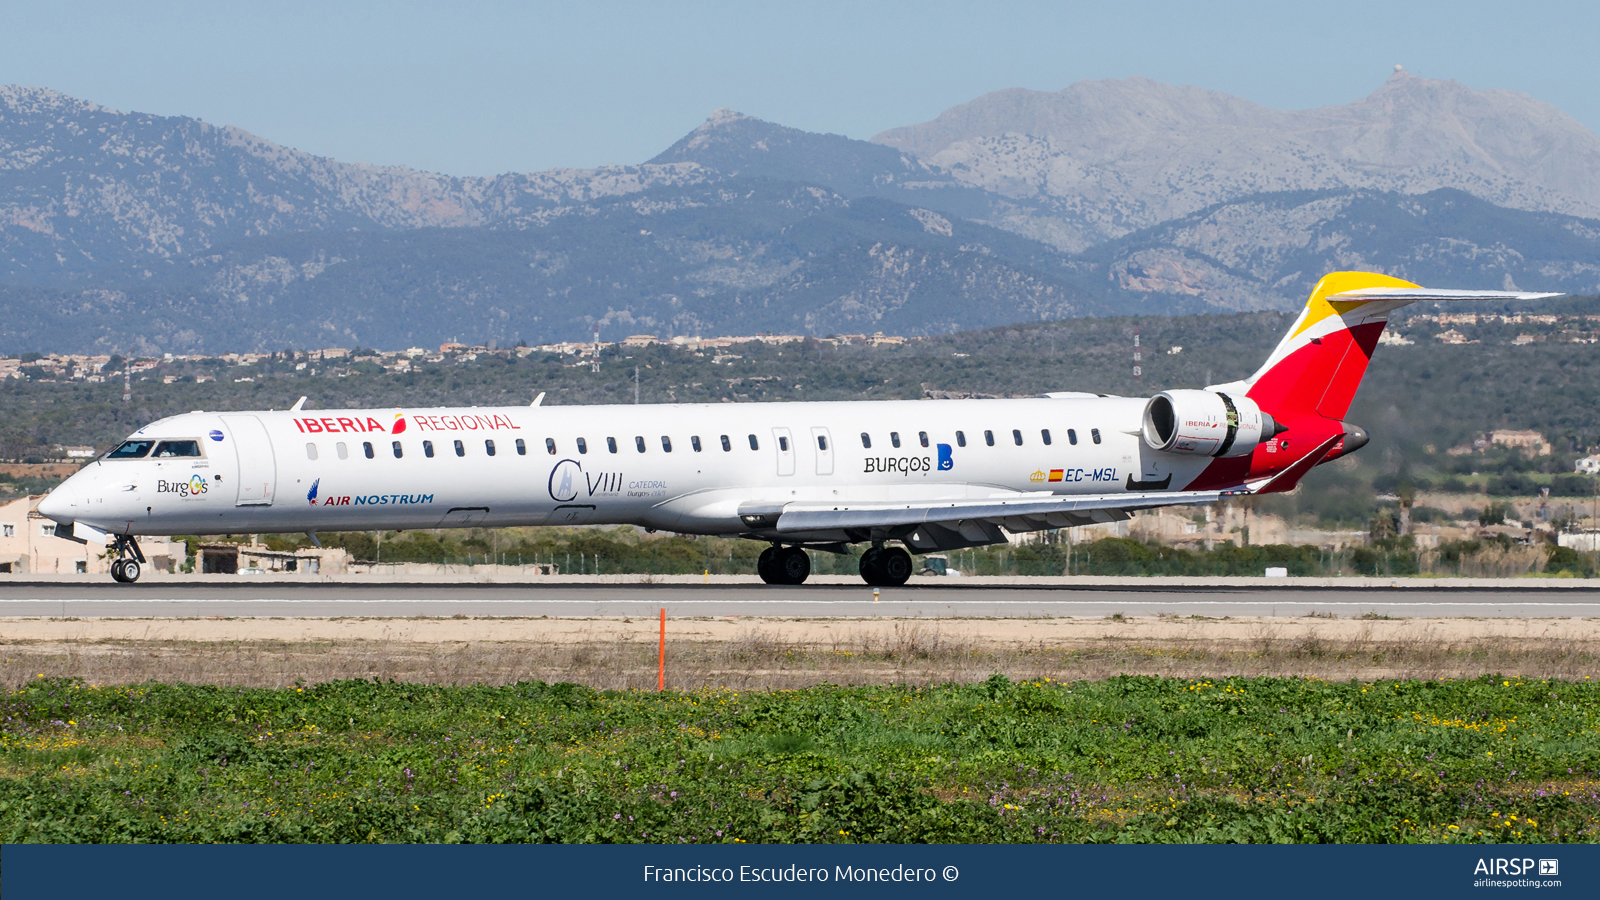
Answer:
[219,414,276,507]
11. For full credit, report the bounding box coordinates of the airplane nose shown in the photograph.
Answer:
[37,484,76,522]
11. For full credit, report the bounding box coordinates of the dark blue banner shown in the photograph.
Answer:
[4,844,1593,899]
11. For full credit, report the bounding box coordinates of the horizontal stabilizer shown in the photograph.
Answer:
[1325,287,1565,303]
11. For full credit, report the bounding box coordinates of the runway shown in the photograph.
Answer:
[1,581,1598,618]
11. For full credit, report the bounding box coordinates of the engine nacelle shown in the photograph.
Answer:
[1142,389,1274,458]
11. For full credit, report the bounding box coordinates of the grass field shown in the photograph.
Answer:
[2,670,1595,844]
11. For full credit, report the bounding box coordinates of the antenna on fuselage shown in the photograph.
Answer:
[290,396,307,412]
[531,391,545,407]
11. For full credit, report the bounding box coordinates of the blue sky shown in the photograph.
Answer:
[4,1,1595,176]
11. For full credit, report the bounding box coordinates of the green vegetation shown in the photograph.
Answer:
[3,674,1595,843]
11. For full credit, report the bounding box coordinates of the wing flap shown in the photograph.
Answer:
[774,487,1242,532]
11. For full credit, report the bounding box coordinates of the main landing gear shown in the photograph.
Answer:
[858,546,912,587]
[757,545,812,585]
[109,534,145,584]
[754,543,914,587]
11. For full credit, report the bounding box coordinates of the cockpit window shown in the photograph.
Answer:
[152,440,202,458]
[106,440,155,459]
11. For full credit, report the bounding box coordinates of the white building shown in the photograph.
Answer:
[0,496,177,574]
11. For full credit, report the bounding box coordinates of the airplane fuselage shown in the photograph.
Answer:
[48,396,1255,539]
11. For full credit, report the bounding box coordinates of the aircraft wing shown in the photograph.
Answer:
[774,486,1239,532]
[767,434,1344,552]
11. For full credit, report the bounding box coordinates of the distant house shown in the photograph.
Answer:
[62,446,96,459]
[1576,456,1600,475]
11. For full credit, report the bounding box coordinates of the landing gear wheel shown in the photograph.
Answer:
[858,547,885,585]
[776,547,811,585]
[119,558,141,583]
[110,559,127,583]
[757,546,781,584]
[878,548,912,586]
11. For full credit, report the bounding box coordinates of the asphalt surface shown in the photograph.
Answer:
[0,582,1597,618]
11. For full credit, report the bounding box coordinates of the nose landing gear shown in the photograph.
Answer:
[109,534,145,583]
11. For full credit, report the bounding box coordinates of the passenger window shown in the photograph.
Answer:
[919,432,929,448]
[984,430,995,447]
[1092,428,1102,444]
[817,435,828,451]
[106,440,155,459]
[152,440,202,458]
[661,436,672,452]
[955,431,966,448]
[485,439,496,456]
[577,438,588,454]
[607,437,618,454]
[691,436,702,452]
[778,436,789,451]
[635,436,646,453]
[861,433,872,449]
[363,442,375,459]
[423,440,434,458]
[748,434,759,451]
[720,435,731,452]
[1013,429,1023,446]
[545,438,556,455]
[1068,429,1078,445]
[392,441,403,458]
[336,442,348,460]
[306,443,318,460]
[516,439,526,456]
[1042,429,1052,445]
[890,432,901,448]
[454,440,465,457]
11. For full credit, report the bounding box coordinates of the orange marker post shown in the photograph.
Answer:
[658,608,666,691]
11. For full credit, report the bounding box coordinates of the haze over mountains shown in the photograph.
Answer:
[1,72,1597,353]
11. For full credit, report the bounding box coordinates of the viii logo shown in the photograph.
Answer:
[549,460,582,502]
[548,460,624,502]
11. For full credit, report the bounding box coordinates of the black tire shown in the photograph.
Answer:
[121,559,141,583]
[756,546,781,584]
[110,559,127,583]
[858,547,884,585]
[777,547,811,585]
[879,548,913,586]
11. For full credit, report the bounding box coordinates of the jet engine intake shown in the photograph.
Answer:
[1142,389,1275,458]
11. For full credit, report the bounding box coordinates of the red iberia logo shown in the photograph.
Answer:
[392,413,407,435]
[294,416,391,434]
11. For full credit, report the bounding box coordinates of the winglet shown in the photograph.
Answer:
[531,391,546,407]
[289,396,307,412]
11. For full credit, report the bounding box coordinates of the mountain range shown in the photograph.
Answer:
[1,72,1597,353]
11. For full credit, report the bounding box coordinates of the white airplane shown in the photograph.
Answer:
[38,272,1558,584]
